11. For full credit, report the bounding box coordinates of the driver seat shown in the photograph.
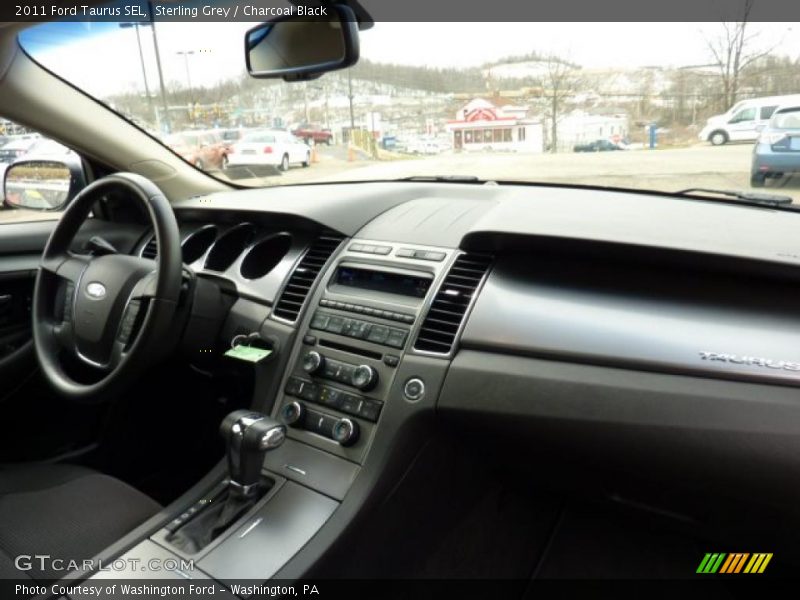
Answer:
[0,463,160,582]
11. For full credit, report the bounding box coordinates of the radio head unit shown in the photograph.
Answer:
[332,265,432,299]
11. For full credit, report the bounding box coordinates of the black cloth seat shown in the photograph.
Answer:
[0,463,160,582]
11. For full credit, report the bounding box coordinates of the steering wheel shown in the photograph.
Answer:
[32,173,183,402]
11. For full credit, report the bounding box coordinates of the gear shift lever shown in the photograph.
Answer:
[167,410,285,553]
[221,410,286,497]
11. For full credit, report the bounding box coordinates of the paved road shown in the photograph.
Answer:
[271,142,800,201]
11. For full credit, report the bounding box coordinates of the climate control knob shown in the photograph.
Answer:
[280,401,305,427]
[351,364,378,391]
[302,351,324,375]
[332,418,360,446]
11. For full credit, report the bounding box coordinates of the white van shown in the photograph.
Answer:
[699,94,800,145]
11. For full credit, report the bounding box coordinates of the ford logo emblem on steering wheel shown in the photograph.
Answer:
[85,282,107,299]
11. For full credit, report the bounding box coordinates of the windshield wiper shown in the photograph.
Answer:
[399,175,484,184]
[675,188,795,208]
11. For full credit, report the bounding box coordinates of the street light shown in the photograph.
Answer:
[176,50,196,124]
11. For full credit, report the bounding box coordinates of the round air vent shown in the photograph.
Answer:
[240,233,293,280]
[204,223,257,272]
[181,225,218,264]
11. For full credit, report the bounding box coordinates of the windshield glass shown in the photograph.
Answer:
[18,18,800,198]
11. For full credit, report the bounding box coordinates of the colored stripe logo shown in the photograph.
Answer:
[697,553,772,574]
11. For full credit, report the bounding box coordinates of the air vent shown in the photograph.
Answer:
[272,232,344,322]
[141,236,158,260]
[413,253,493,354]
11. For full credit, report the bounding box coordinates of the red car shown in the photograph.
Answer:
[164,130,229,170]
[291,123,333,145]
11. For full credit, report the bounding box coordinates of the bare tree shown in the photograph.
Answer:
[540,55,582,153]
[705,0,778,109]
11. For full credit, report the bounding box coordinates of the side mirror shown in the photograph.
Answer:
[3,159,85,211]
[245,4,359,81]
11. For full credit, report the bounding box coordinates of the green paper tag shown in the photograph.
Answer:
[224,345,273,363]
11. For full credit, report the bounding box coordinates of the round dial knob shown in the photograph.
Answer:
[302,351,324,374]
[351,364,378,391]
[332,418,360,446]
[280,401,305,427]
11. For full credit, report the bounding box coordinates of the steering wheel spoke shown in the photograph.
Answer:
[41,252,90,281]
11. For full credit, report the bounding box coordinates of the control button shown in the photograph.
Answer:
[360,245,376,253]
[358,399,382,421]
[391,312,406,321]
[367,325,389,344]
[362,307,375,316]
[353,304,365,313]
[403,378,426,402]
[302,334,317,346]
[326,316,345,334]
[318,386,344,409]
[285,376,304,396]
[332,418,360,446]
[299,382,320,402]
[385,329,408,349]
[346,320,371,339]
[415,250,447,262]
[344,303,355,311]
[396,248,415,258]
[320,299,332,307]
[309,312,330,330]
[333,301,346,309]
[383,354,400,368]
[339,394,361,415]
[322,359,339,379]
[349,243,364,252]
[379,310,394,320]
[302,350,325,375]
[373,245,391,255]
[351,364,379,391]
[281,401,306,427]
[305,409,338,438]
[401,314,415,324]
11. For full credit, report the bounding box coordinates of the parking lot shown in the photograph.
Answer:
[271,142,800,202]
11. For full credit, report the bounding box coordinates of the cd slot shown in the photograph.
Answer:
[318,339,382,361]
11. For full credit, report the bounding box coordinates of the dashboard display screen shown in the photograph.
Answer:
[335,266,432,298]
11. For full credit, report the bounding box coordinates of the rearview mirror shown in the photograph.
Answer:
[245,4,359,80]
[3,160,85,211]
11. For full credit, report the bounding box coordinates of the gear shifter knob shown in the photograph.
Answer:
[221,410,286,497]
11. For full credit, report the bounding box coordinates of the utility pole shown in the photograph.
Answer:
[146,9,171,133]
[348,69,355,129]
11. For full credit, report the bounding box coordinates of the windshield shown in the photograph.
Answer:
[18,18,800,199]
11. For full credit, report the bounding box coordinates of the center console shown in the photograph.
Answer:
[272,240,453,465]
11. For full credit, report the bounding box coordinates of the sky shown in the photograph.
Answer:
[19,21,800,98]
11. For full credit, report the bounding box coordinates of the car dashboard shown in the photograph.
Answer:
[103,179,800,584]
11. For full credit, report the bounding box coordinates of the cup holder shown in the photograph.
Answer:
[240,233,293,280]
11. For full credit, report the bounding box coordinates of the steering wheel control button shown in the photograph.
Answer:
[281,401,306,427]
[403,378,426,402]
[332,418,360,446]
[302,350,324,374]
[351,364,379,391]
